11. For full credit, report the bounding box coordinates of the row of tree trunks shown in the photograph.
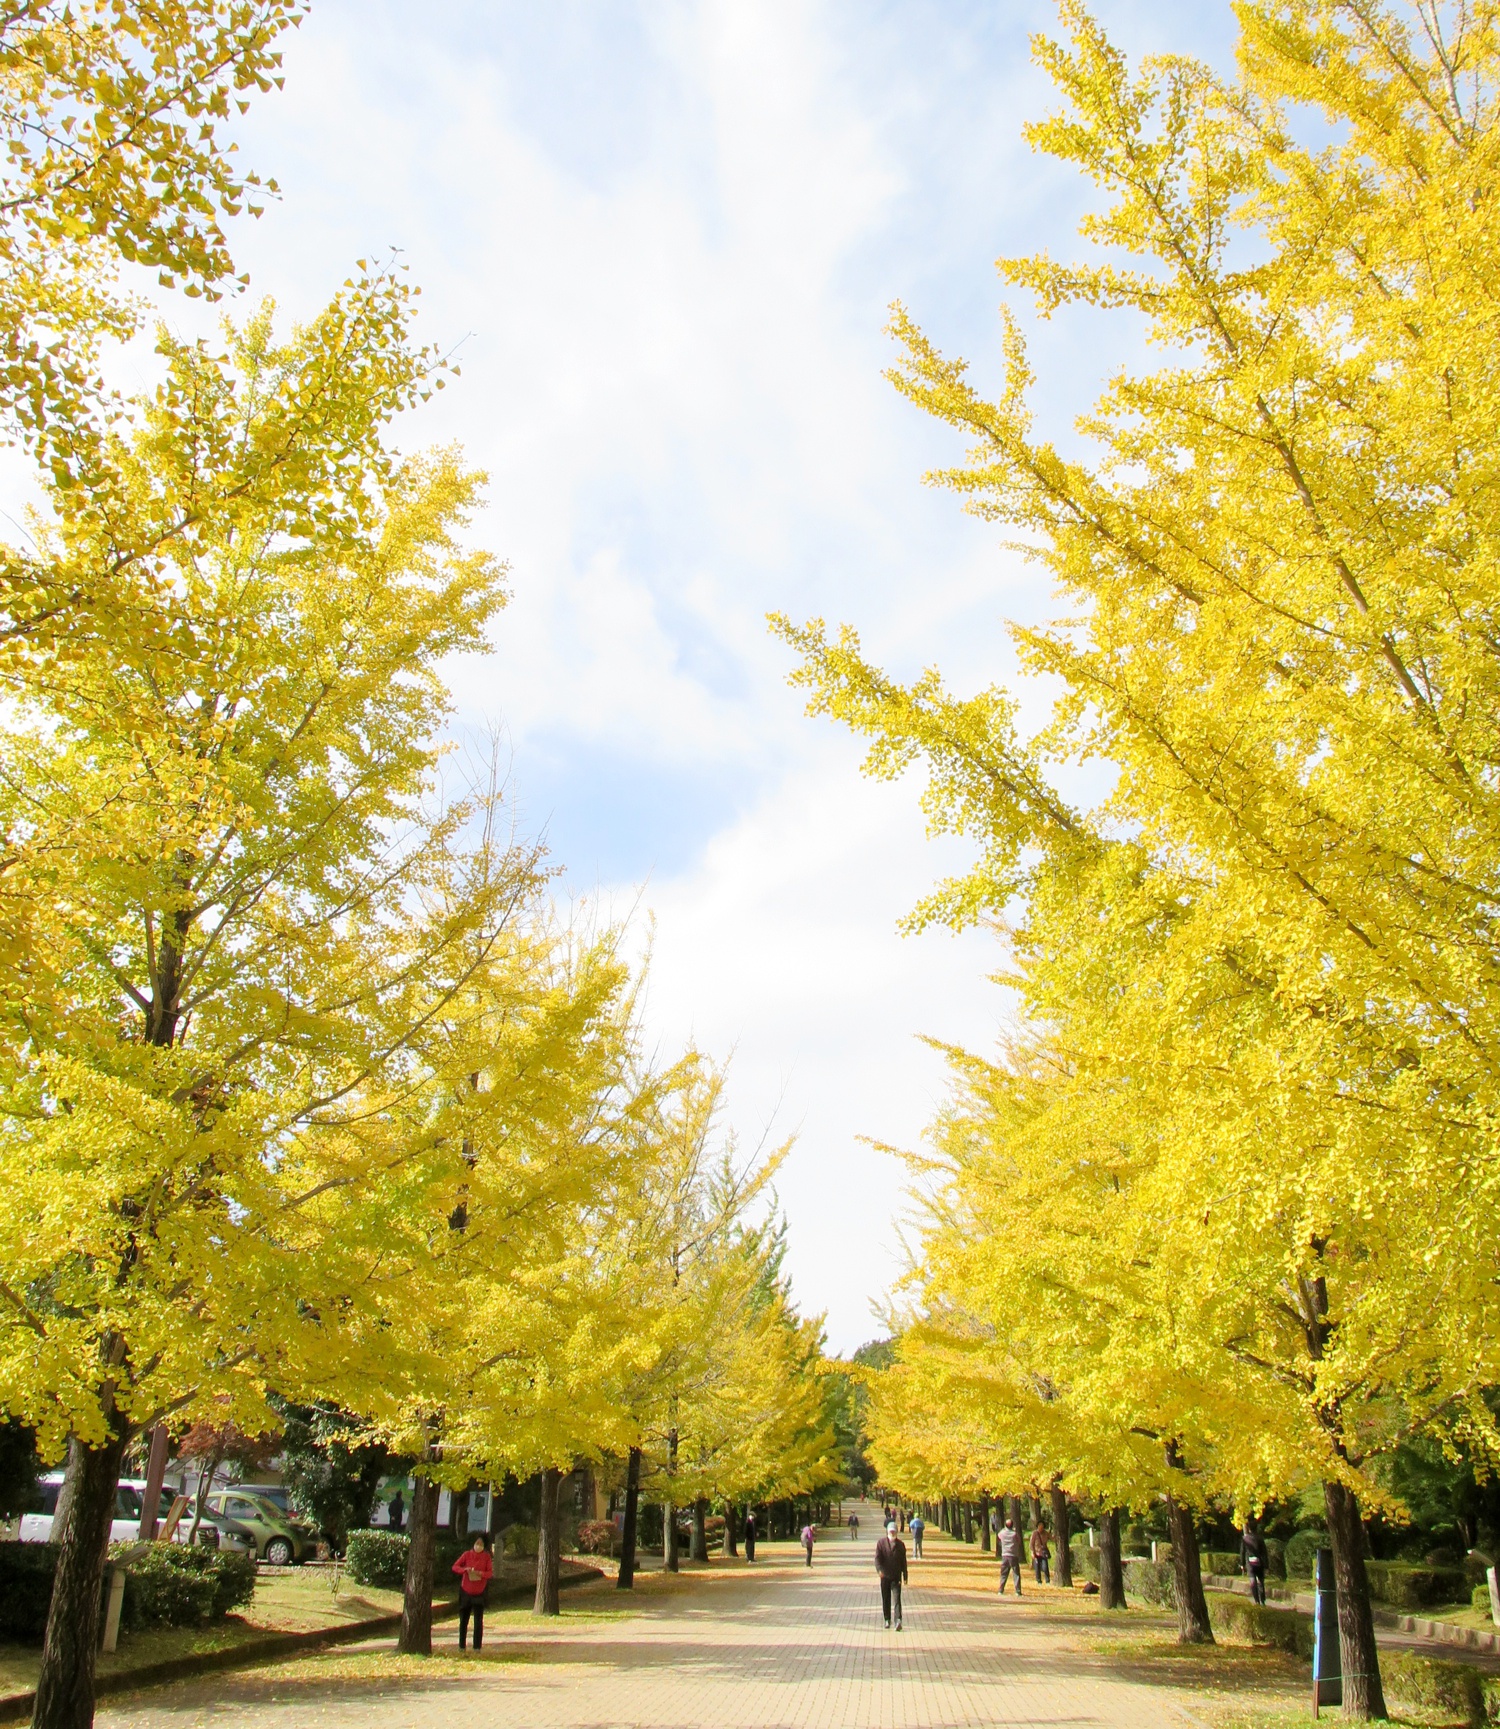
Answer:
[725,1500,739,1557]
[979,1493,992,1552]
[690,1497,708,1562]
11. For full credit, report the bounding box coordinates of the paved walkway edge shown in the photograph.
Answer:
[0,1566,605,1725]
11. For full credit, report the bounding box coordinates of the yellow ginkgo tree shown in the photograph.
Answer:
[776,1,1500,1714]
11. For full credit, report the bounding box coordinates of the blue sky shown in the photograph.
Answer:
[202,0,1240,1351]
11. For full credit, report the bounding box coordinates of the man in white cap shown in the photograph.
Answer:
[874,1519,908,1629]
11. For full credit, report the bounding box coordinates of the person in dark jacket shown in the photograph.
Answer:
[743,1510,757,1563]
[875,1521,908,1629]
[1240,1519,1269,1605]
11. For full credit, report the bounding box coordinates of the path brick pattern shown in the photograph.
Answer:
[97,1519,1202,1729]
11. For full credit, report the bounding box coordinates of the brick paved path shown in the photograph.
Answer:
[98,1520,1203,1729]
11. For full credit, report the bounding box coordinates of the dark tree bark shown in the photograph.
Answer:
[664,1499,679,1570]
[962,1500,974,1543]
[1098,1508,1127,1609]
[399,1473,439,1653]
[534,1465,561,1615]
[725,1501,739,1557]
[1165,1492,1214,1643]
[1051,1484,1073,1587]
[979,1494,992,1552]
[1325,1478,1387,1719]
[617,1447,642,1590]
[33,1421,128,1729]
[139,1426,169,1540]
[690,1497,708,1562]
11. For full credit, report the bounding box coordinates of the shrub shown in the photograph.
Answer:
[1364,1560,1469,1609]
[1473,1582,1493,1617]
[1202,1549,1241,1577]
[1264,1537,1287,1579]
[576,1520,618,1557]
[1381,1651,1487,1727]
[504,1525,538,1559]
[344,1528,410,1590]
[1070,1542,1101,1583]
[0,1541,60,1643]
[114,1543,256,1630]
[1284,1528,1325,1578]
[1207,1591,1313,1658]
[1465,1550,1494,1588]
[1122,1557,1175,1607]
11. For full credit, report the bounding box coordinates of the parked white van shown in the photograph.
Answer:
[19,1474,176,1544]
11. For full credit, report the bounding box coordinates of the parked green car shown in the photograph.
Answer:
[205,1488,317,1565]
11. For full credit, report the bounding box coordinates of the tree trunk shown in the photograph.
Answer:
[534,1466,561,1615]
[1051,1484,1072,1587]
[1325,1478,1387,1719]
[1098,1507,1126,1609]
[139,1426,169,1541]
[690,1497,707,1562]
[398,1473,439,1653]
[617,1447,641,1590]
[1164,1493,1214,1643]
[962,1500,974,1543]
[725,1501,739,1557]
[664,1500,679,1570]
[979,1494,991,1552]
[33,1423,128,1729]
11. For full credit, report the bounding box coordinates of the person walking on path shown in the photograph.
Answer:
[1240,1519,1269,1606]
[387,1490,404,1531]
[802,1521,816,1567]
[743,1510,757,1563]
[452,1531,493,1651]
[910,1512,925,1557]
[1030,1518,1051,1584]
[848,1511,859,1540]
[998,1516,1025,1596]
[875,1520,908,1629]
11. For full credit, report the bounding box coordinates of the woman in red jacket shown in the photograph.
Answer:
[453,1532,494,1650]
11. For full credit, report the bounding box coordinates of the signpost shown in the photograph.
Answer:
[1313,1547,1342,1717]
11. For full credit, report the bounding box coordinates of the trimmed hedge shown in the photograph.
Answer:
[1364,1560,1469,1609]
[114,1543,255,1631]
[0,1541,256,1645]
[1283,1528,1325,1578]
[345,1528,409,1589]
[0,1541,60,1642]
[1381,1651,1494,1727]
[504,1525,538,1559]
[1122,1557,1175,1607]
[1202,1549,1241,1577]
[1207,1591,1312,1657]
[1069,1542,1101,1583]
